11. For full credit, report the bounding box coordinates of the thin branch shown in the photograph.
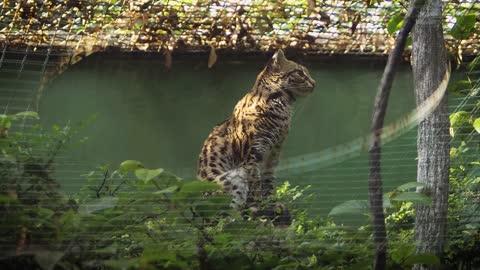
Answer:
[112,180,125,196]
[96,169,109,198]
[368,0,426,269]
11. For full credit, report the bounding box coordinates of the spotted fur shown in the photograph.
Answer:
[197,50,316,209]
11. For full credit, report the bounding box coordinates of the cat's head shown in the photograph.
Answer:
[260,50,316,98]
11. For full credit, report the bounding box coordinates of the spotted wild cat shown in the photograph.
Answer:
[197,49,316,209]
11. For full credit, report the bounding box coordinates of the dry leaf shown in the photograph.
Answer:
[164,49,172,70]
[136,43,149,51]
[208,46,217,68]
[307,0,315,16]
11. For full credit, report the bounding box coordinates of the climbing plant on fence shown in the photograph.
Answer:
[0,0,478,57]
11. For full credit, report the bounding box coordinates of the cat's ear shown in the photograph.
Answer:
[267,49,287,70]
[272,49,288,66]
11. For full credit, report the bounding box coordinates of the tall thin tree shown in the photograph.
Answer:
[411,1,450,269]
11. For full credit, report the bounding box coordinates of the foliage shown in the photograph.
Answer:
[443,59,480,267]
[1,0,478,57]
[2,105,479,269]
[0,114,342,269]
[0,113,424,270]
[66,164,374,270]
[0,112,93,269]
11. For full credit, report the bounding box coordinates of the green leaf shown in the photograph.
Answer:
[387,13,404,34]
[450,111,471,129]
[119,160,145,172]
[383,194,392,208]
[36,207,55,220]
[0,114,12,129]
[13,111,40,120]
[404,253,440,266]
[396,182,425,191]
[79,197,119,214]
[405,35,412,48]
[473,118,480,134]
[328,200,369,216]
[32,250,64,270]
[391,243,415,264]
[154,185,179,194]
[195,194,231,216]
[448,80,472,94]
[176,181,221,200]
[467,55,480,71]
[390,192,431,205]
[450,14,476,40]
[135,168,164,183]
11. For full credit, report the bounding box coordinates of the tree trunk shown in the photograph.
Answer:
[368,1,426,269]
[411,0,450,269]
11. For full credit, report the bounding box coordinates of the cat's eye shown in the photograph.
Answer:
[291,73,304,82]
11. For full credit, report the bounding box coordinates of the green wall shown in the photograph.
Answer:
[39,53,417,216]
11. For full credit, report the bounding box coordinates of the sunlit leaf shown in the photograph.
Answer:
[0,114,12,129]
[396,182,425,191]
[135,168,164,183]
[449,111,471,137]
[119,160,145,172]
[390,192,431,205]
[473,118,480,134]
[328,200,369,216]
[13,111,40,120]
[387,13,404,35]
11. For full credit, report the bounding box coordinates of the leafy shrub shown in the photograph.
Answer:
[1,101,479,269]
[0,112,92,269]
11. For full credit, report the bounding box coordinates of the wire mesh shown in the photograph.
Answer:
[0,0,479,55]
[0,0,479,269]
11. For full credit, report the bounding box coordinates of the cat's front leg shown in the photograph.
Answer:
[261,139,284,199]
[242,163,262,205]
[243,136,275,204]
